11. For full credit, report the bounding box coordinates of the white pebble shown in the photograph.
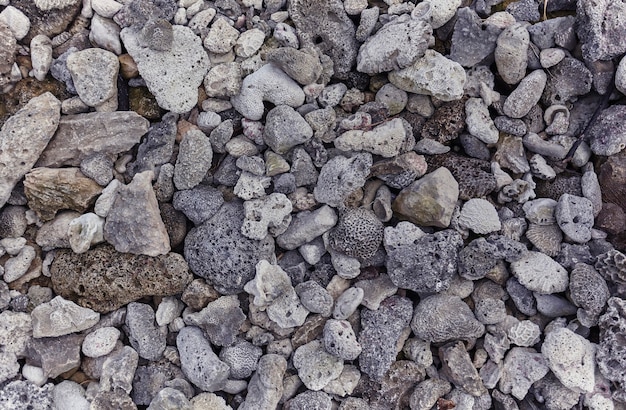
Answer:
[0,6,31,40]
[22,364,47,386]
[82,327,120,358]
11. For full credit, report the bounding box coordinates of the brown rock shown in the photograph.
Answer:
[426,153,496,200]
[596,202,626,235]
[159,202,187,250]
[599,151,626,210]
[50,245,192,313]
[24,167,102,221]
[118,53,138,79]
[36,111,149,168]
[420,99,466,143]
[10,0,82,43]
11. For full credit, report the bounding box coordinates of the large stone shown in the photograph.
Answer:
[104,171,171,256]
[31,296,99,338]
[50,245,192,313]
[24,167,103,221]
[576,0,626,61]
[541,327,595,393]
[0,92,61,208]
[26,334,84,378]
[588,105,626,156]
[177,326,230,392]
[335,118,411,158]
[449,7,502,68]
[66,48,119,110]
[392,167,459,228]
[36,111,149,168]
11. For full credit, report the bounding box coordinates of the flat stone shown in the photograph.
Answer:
[335,118,410,158]
[264,47,323,85]
[440,341,486,396]
[31,296,99,338]
[449,7,502,68]
[50,245,192,313]
[36,111,149,168]
[0,92,61,209]
[26,334,83,378]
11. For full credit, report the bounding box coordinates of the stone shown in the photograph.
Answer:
[449,7,502,68]
[542,327,595,393]
[27,334,83,378]
[31,296,99,338]
[238,354,286,410]
[0,5,30,40]
[0,310,32,356]
[502,70,547,118]
[177,326,229,392]
[202,62,242,98]
[410,378,452,410]
[264,47,323,85]
[104,171,170,256]
[231,63,305,121]
[173,129,212,190]
[576,0,626,61]
[465,98,499,145]
[184,295,245,347]
[203,18,238,53]
[333,287,363,320]
[507,320,540,347]
[293,339,343,390]
[82,327,120,358]
[356,15,432,74]
[329,208,383,260]
[335,118,412,158]
[125,302,166,361]
[68,213,105,254]
[147,387,191,410]
[389,50,466,101]
[313,153,372,208]
[263,105,313,154]
[459,198,501,234]
[392,167,459,228]
[0,381,54,409]
[23,167,102,221]
[510,251,568,294]
[66,48,119,110]
[99,345,139,395]
[359,360,425,409]
[52,381,89,410]
[121,25,209,113]
[617,55,626,96]
[597,297,626,400]
[51,245,192,313]
[233,27,264,58]
[542,58,593,105]
[30,34,53,82]
[588,105,626,156]
[495,22,529,85]
[0,93,61,209]
[3,245,36,283]
[440,341,486,397]
[173,185,224,226]
[323,319,361,361]
[359,296,413,381]
[37,111,149,168]
[570,263,610,326]
[0,20,16,90]
[295,281,333,317]
[499,347,549,400]
[219,340,262,380]
[0,351,19,384]
[190,393,232,410]
[411,294,485,343]
[184,200,275,295]
[555,194,594,244]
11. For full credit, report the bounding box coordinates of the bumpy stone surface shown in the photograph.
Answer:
[263,47,323,85]
[495,22,530,85]
[576,0,626,61]
[356,14,432,74]
[276,205,337,250]
[510,251,569,294]
[359,296,413,381]
[0,92,61,209]
[185,201,275,295]
[588,105,626,156]
[313,153,372,208]
[0,20,16,90]
[0,381,54,409]
[329,208,383,260]
[238,354,286,410]
[177,326,230,392]
[411,294,485,343]
[597,297,626,399]
[502,70,547,118]
[386,229,463,293]
[499,347,549,400]
[121,25,209,113]
[439,341,486,397]
[458,198,501,234]
[335,118,412,158]
[449,7,502,68]
[82,327,120,358]
[263,105,313,155]
[31,296,99,338]
[323,319,361,361]
[36,111,149,168]
[219,340,262,380]
[555,193,594,243]
[542,58,593,105]
[542,327,595,393]
[465,98,499,144]
[293,339,343,390]
[50,245,192,313]
[100,345,139,394]
[184,295,246,347]
[125,302,166,361]
[241,193,292,240]
[173,185,224,226]
[128,112,177,177]
[66,48,119,109]
[173,129,212,191]
[427,154,497,200]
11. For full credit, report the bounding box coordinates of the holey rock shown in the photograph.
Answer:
[51,245,192,313]
[104,171,170,256]
[0,92,61,208]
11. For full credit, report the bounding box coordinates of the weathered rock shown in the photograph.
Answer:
[66,48,119,110]
[495,22,530,85]
[502,70,547,118]
[542,327,595,393]
[329,207,383,260]
[0,92,61,209]
[26,334,83,378]
[0,381,54,409]
[499,347,549,400]
[440,341,486,397]
[173,185,224,226]
[68,212,105,253]
[542,57,593,105]
[510,251,569,294]
[264,47,323,85]
[99,345,139,394]
[263,105,313,155]
[82,327,120,358]
[0,311,32,357]
[125,302,166,361]
[24,167,102,221]
[31,296,99,338]
[173,129,213,190]
[335,118,412,158]
[177,326,230,392]
[50,245,192,313]
[276,205,337,250]
[449,7,502,68]
[36,111,149,168]
[184,295,246,347]
[576,0,626,61]
[313,153,372,208]
[294,339,344,390]
[238,354,286,410]
[588,105,626,156]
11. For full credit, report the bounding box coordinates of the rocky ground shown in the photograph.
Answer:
[1,0,626,408]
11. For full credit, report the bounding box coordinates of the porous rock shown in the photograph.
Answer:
[173,129,213,190]
[238,354,286,410]
[183,295,246,347]
[510,251,569,294]
[50,245,192,313]
[588,105,626,156]
[219,340,262,379]
[495,22,530,85]
[502,70,547,118]
[329,207,383,260]
[542,327,595,393]
[66,48,119,110]
[0,381,54,409]
[313,153,372,208]
[323,319,361,361]
[264,47,323,85]
[293,339,343,390]
[177,326,230,392]
[499,347,549,400]
[597,297,626,401]
[263,105,313,155]
[576,0,626,61]
[335,118,412,158]
[128,112,177,177]
[458,198,501,234]
[555,193,594,244]
[125,302,166,361]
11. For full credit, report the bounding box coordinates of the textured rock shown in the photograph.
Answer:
[335,118,412,158]
[241,193,292,240]
[440,341,486,397]
[177,326,229,392]
[184,295,245,347]
[68,212,105,253]
[465,98,499,144]
[238,354,286,410]
[31,296,99,338]
[449,7,502,68]
[276,205,337,250]
[0,92,61,209]
[542,58,593,105]
[52,381,90,410]
[576,0,626,61]
[329,207,383,260]
[323,319,361,361]
[51,245,192,313]
[82,327,120,358]
[0,20,16,90]
[588,105,626,156]
[125,302,166,361]
[121,25,209,113]
[264,47,323,85]
[27,333,83,378]
[173,129,213,190]
[495,22,530,85]
[263,105,313,154]
[104,171,170,256]
[24,167,102,221]
[100,345,139,394]
[597,297,626,400]
[499,347,549,400]
[66,48,119,110]
[0,311,32,356]
[36,111,149,168]
[313,153,372,208]
[510,251,569,294]
[219,340,262,380]
[542,327,595,393]
[555,194,594,244]
[0,381,54,409]
[293,339,343,390]
[458,198,501,234]
[502,70,547,118]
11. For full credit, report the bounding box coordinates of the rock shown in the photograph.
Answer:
[104,171,170,256]
[542,58,593,105]
[570,263,610,326]
[392,167,459,228]
[617,55,626,95]
[173,129,213,190]
[147,387,191,410]
[588,105,626,156]
[0,205,27,238]
[502,70,547,118]
[24,167,102,221]
[499,347,549,400]
[264,47,323,85]
[0,92,61,209]
[68,213,105,254]
[323,319,361,361]
[554,193,594,244]
[332,287,363,320]
[335,118,412,158]
[295,281,333,316]
[184,200,275,294]
[241,193,292,240]
[173,185,224,226]
[51,245,192,313]
[37,111,149,168]
[0,381,53,409]
[3,245,36,282]
[238,354,286,410]
[293,339,343,390]
[0,20,16,90]
[411,294,485,343]
[231,63,305,121]
[80,153,114,186]
[359,360,425,409]
[234,28,264,58]
[410,378,452,410]
[191,393,232,410]
[30,34,53,82]
[66,48,119,110]
[0,351,19,384]
[52,381,90,410]
[495,22,530,85]
[288,391,332,409]
[177,326,229,392]
[459,198,501,234]
[82,327,120,358]
[313,153,372,208]
[542,327,595,393]
[288,0,357,79]
[597,297,626,400]
[203,18,238,54]
[263,105,313,154]
[356,15,432,74]
[510,251,569,294]
[27,333,83,378]
[0,311,32,356]
[184,295,245,347]
[440,341,486,396]
[329,208,383,260]
[90,391,136,410]
[34,211,78,250]
[359,296,413,381]
[449,7,502,68]
[203,62,242,98]
[121,25,209,113]
[389,50,466,101]
[0,5,30,40]
[125,302,166,361]
[507,320,540,347]
[465,98,498,144]
[475,299,507,325]
[100,345,139,394]
[576,0,626,61]
[219,340,262,380]
[31,296,99,338]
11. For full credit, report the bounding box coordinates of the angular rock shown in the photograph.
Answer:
[172,185,224,226]
[588,105,626,156]
[576,0,626,61]
[542,327,595,393]
[100,345,139,394]
[31,296,99,338]
[241,193,292,240]
[51,245,192,313]
[293,339,344,390]
[36,111,149,168]
[24,167,102,221]
[125,302,166,361]
[0,381,54,409]
[465,98,499,144]
[449,7,502,68]
[499,347,549,400]
[0,311,32,357]
[313,153,372,208]
[0,92,61,208]
[184,295,245,347]
[177,326,229,392]
[542,57,593,105]
[335,118,411,158]
[66,48,119,110]
[128,112,177,177]
[440,341,486,397]
[104,171,170,256]
[238,354,286,410]
[264,47,323,85]
[68,212,105,254]
[263,105,313,155]
[173,129,213,190]
[27,334,83,378]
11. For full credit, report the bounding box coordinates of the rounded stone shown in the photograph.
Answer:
[82,326,121,358]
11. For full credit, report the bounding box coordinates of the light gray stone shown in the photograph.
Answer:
[494,22,529,85]
[125,302,166,361]
[276,205,337,250]
[100,346,139,394]
[238,354,286,410]
[173,129,213,190]
[31,296,100,338]
[510,251,569,294]
[82,327,120,358]
[67,48,119,110]
[293,340,343,391]
[465,98,499,144]
[335,118,411,158]
[177,326,230,392]
[555,194,594,243]
[542,327,595,393]
[183,295,246,347]
[502,70,547,118]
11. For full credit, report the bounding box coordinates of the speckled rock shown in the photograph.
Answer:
[588,105,626,156]
[495,22,530,85]
[66,48,119,110]
[542,327,595,393]
[264,47,323,85]
[329,207,383,260]
[510,251,569,294]
[499,347,549,400]
[440,341,486,397]
[125,302,166,361]
[238,354,286,410]
[576,0,626,61]
[335,118,412,158]
[263,105,313,155]
[293,339,344,390]
[323,319,361,361]
[219,340,262,379]
[82,327,120,358]
[555,194,594,244]
[502,70,547,118]
[184,295,246,347]
[31,295,99,338]
[0,381,54,409]
[276,205,337,250]
[177,326,230,392]
[458,198,501,234]
[313,153,372,208]
[173,129,212,191]
[449,7,502,68]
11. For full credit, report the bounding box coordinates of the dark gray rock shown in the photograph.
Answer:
[542,57,593,105]
[458,235,527,281]
[173,185,224,226]
[128,112,177,177]
[440,341,486,397]
[183,295,245,347]
[125,302,166,361]
[184,201,275,294]
[26,334,83,378]
[0,381,54,410]
[588,105,626,156]
[449,7,502,67]
[177,326,230,392]
[0,205,28,238]
[506,277,537,316]
[505,0,541,22]
[132,361,185,406]
[114,0,177,28]
[528,16,574,49]
[219,340,263,379]
[329,208,383,260]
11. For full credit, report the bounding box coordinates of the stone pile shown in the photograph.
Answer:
[1,0,626,408]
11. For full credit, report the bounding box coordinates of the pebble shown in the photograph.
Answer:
[293,339,343,390]
[0,6,30,40]
[203,62,242,98]
[52,381,90,410]
[3,245,36,282]
[264,105,313,154]
[449,7,502,68]
[82,326,120,358]
[333,287,363,320]
[323,319,362,360]
[555,193,595,243]
[499,347,549,400]
[173,129,213,190]
[465,98,499,144]
[67,48,119,110]
[183,295,246,346]
[31,296,100,338]
[177,326,230,392]
[412,294,485,343]
[510,251,569,294]
[502,70,547,118]
[495,22,529,85]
